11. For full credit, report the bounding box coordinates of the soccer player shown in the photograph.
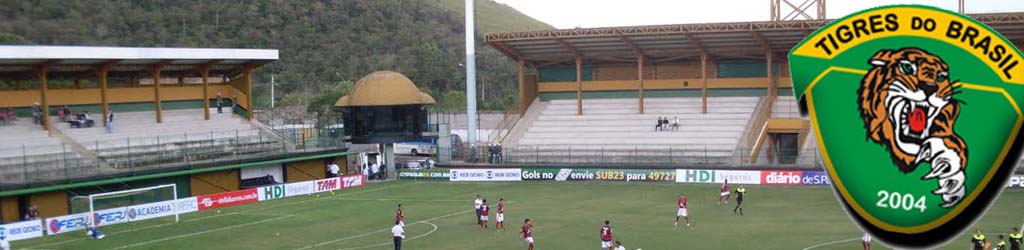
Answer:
[396,204,405,227]
[496,198,506,230]
[0,234,9,250]
[613,241,626,250]
[392,220,405,250]
[600,220,614,250]
[1010,227,1022,250]
[717,179,730,206]
[522,218,535,250]
[479,199,490,229]
[997,235,1008,250]
[733,185,747,216]
[973,229,987,250]
[675,193,690,227]
[862,232,871,250]
[474,195,483,225]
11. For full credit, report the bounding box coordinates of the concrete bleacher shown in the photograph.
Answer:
[505,97,759,164]
[56,109,283,169]
[0,119,91,185]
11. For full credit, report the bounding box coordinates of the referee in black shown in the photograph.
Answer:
[733,185,747,216]
[392,220,405,250]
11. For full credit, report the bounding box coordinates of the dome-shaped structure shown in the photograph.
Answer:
[335,71,436,107]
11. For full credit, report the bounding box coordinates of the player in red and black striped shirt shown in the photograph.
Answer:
[522,218,535,250]
[600,220,614,250]
[396,204,404,227]
[479,199,490,229]
[496,198,506,230]
[675,194,690,227]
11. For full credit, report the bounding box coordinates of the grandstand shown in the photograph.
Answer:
[484,12,1024,166]
[504,97,757,164]
[0,46,345,190]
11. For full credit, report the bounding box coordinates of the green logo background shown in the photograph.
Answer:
[789,4,1024,247]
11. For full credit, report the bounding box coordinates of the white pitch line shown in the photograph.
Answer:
[292,209,475,250]
[801,237,860,250]
[22,211,264,249]
[251,182,415,211]
[106,214,295,250]
[327,198,467,202]
[335,221,439,250]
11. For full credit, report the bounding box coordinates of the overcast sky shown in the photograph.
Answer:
[493,0,1024,29]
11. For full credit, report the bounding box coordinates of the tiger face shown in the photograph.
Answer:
[857,48,968,207]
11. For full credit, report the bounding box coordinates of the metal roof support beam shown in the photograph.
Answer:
[243,64,254,121]
[517,60,529,115]
[152,64,163,123]
[491,41,526,62]
[37,64,50,131]
[621,35,646,58]
[556,38,582,57]
[701,53,708,114]
[200,64,211,120]
[98,64,110,127]
[638,55,645,114]
[576,55,583,116]
[767,52,776,99]
[751,31,773,54]
[685,33,712,61]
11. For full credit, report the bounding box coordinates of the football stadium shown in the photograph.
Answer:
[1,1,1024,249]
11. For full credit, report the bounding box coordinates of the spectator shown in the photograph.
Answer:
[105,110,114,133]
[362,162,370,176]
[25,205,39,220]
[371,162,381,180]
[6,108,15,122]
[672,116,680,131]
[216,92,223,114]
[327,160,340,178]
[655,117,663,131]
[491,143,499,162]
[31,102,40,125]
[83,111,94,127]
[232,95,238,114]
[56,106,65,122]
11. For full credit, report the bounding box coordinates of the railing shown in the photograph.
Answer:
[256,110,347,150]
[0,126,347,190]
[771,98,802,118]
[444,145,826,167]
[487,110,520,145]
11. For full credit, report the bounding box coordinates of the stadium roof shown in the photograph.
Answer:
[0,45,279,79]
[335,71,436,107]
[486,12,1024,64]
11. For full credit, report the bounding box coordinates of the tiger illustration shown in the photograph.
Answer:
[856,48,968,208]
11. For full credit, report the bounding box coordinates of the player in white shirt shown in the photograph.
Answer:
[0,235,10,250]
[392,220,405,250]
[613,241,626,250]
[474,195,483,225]
[862,232,871,250]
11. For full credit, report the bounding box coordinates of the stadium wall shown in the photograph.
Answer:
[0,85,240,108]
[1,197,17,222]
[190,169,241,196]
[28,191,68,221]
[0,152,352,222]
[285,160,328,182]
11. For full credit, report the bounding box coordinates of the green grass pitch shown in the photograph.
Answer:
[14,181,1024,249]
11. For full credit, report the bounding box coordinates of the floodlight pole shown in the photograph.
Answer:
[465,0,479,156]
